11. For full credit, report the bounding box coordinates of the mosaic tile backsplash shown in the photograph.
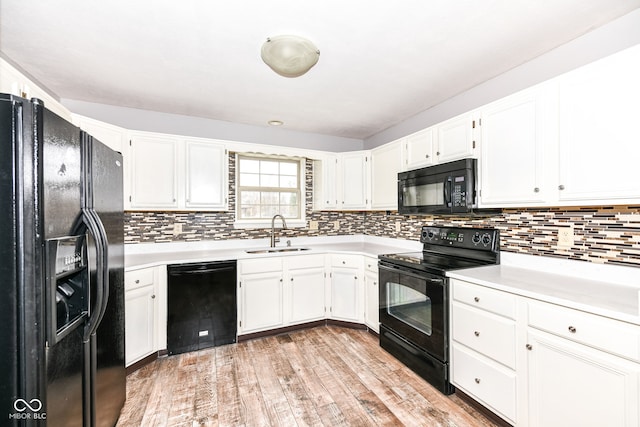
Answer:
[125,156,640,267]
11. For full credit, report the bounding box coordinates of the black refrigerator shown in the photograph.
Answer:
[0,93,126,426]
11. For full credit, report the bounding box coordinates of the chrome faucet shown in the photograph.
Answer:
[270,214,287,247]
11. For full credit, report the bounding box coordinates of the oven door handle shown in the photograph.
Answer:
[378,262,444,284]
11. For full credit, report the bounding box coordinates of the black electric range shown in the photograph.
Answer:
[378,225,500,395]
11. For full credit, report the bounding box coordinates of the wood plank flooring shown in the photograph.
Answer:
[117,326,500,427]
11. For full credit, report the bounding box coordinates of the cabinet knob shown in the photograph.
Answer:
[474,378,481,384]
[326,200,330,204]
[280,278,283,282]
[474,331,480,337]
[373,282,377,286]
[436,151,441,156]
[568,326,577,333]
[473,296,480,302]
[173,198,176,202]
[290,278,294,282]
[342,261,346,265]
[151,294,156,299]
[135,279,140,284]
[558,185,565,190]
[534,187,540,193]
[526,344,533,350]
[425,154,430,159]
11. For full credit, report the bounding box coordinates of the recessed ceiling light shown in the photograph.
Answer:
[268,120,284,126]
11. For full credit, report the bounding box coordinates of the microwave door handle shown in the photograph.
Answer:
[444,177,452,207]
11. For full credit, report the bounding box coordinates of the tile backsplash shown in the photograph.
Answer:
[125,156,640,267]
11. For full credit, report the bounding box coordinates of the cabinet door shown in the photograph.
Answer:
[527,329,640,427]
[130,135,178,209]
[436,113,476,163]
[288,267,326,324]
[364,270,379,333]
[185,140,227,209]
[125,285,156,365]
[557,44,640,203]
[405,128,436,169]
[340,152,370,209]
[330,267,362,322]
[479,83,556,207]
[313,155,338,210]
[239,272,283,334]
[371,141,402,209]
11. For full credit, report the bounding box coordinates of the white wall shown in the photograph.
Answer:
[363,8,640,149]
[62,98,363,153]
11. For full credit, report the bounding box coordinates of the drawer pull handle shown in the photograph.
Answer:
[473,297,480,302]
[568,326,577,333]
[526,344,533,350]
[474,378,481,384]
[474,331,480,337]
[135,279,140,284]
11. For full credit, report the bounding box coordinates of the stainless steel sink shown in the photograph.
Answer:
[245,247,311,254]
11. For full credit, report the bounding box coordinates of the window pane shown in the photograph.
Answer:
[279,192,298,205]
[261,191,279,204]
[261,174,279,187]
[280,175,297,188]
[280,162,297,175]
[239,159,260,173]
[280,205,298,218]
[239,173,259,186]
[260,205,279,218]
[241,206,260,219]
[241,191,260,205]
[260,160,279,174]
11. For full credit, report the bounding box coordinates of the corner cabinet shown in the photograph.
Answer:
[129,131,228,211]
[340,151,370,210]
[371,141,402,210]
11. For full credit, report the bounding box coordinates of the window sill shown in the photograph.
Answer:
[233,219,307,229]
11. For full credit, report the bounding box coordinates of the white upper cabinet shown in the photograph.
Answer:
[479,82,557,207]
[340,151,371,210]
[184,139,227,209]
[436,111,478,163]
[556,44,640,204]
[371,140,403,210]
[312,154,339,210]
[72,114,127,153]
[129,131,228,211]
[404,127,436,169]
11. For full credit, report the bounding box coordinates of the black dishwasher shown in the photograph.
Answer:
[167,260,237,355]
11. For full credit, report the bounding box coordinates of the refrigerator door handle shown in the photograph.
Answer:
[82,207,110,342]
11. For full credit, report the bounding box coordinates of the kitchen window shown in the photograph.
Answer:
[235,154,304,227]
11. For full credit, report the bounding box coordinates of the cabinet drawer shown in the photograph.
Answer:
[240,258,283,275]
[287,254,326,270]
[528,301,640,362]
[452,302,516,368]
[125,268,155,291]
[331,254,362,269]
[451,279,516,319]
[452,344,516,423]
[364,257,378,273]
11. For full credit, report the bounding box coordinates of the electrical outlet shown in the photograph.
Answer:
[309,220,319,230]
[557,225,574,248]
[395,221,401,233]
[173,223,183,236]
[333,220,340,229]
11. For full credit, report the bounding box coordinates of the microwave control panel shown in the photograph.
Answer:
[451,175,466,207]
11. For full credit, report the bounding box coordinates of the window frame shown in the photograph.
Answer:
[234,153,306,228]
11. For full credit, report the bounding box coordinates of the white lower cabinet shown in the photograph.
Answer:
[329,255,364,323]
[450,279,518,424]
[125,266,165,366]
[450,278,640,427]
[286,255,327,324]
[364,257,379,333]
[238,258,284,334]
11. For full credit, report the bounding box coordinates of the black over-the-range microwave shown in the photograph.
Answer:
[398,158,497,215]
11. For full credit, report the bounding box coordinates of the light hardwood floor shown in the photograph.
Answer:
[117,326,500,427]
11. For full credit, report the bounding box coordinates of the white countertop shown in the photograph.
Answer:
[447,252,640,325]
[125,235,422,270]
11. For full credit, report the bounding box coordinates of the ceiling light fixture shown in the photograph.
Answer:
[261,35,320,78]
[267,120,284,126]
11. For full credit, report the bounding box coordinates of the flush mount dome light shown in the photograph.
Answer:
[261,35,320,78]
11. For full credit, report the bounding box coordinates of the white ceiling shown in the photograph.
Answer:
[1,1,639,140]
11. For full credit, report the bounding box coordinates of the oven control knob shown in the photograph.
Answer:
[424,229,436,240]
[472,233,481,245]
[481,233,492,246]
